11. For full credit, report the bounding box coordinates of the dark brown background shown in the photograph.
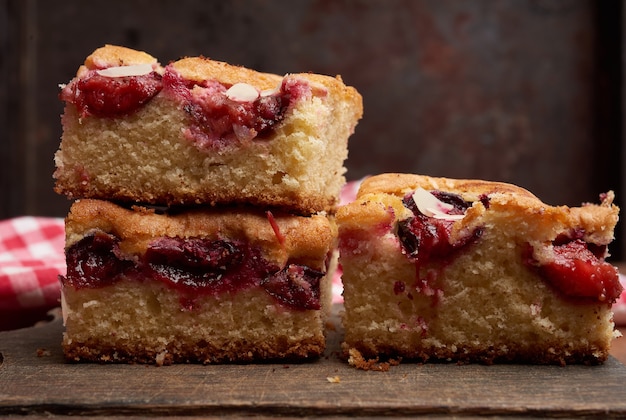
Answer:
[1,0,623,258]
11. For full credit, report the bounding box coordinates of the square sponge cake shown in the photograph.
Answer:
[54,45,363,215]
[337,173,622,366]
[60,199,337,364]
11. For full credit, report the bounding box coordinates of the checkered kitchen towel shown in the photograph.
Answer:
[0,216,66,312]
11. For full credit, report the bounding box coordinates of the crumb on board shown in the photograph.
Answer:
[155,350,168,367]
[36,348,51,357]
[326,375,341,383]
[347,348,401,372]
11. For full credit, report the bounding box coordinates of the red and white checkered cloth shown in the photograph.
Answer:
[0,216,66,313]
[1,179,626,330]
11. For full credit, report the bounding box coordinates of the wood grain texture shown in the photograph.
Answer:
[1,307,626,418]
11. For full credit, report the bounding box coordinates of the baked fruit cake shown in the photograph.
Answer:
[337,173,622,366]
[54,45,363,214]
[60,199,336,364]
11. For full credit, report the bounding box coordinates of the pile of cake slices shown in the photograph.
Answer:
[55,45,622,367]
[54,45,363,364]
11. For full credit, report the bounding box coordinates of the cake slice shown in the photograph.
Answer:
[60,199,336,364]
[54,45,363,214]
[337,173,622,366]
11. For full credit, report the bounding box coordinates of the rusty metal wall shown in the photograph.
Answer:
[2,0,622,254]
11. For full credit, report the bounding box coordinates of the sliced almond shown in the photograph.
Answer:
[225,82,259,102]
[96,63,154,78]
[412,187,466,221]
[412,188,453,215]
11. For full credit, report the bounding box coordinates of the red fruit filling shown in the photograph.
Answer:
[393,281,406,295]
[60,65,315,149]
[62,232,324,310]
[64,231,133,289]
[397,191,481,265]
[262,265,322,310]
[394,191,481,302]
[144,238,250,292]
[338,206,396,256]
[266,211,286,246]
[60,71,163,118]
[162,68,311,149]
[523,238,622,303]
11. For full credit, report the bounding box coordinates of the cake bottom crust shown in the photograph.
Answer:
[342,337,612,367]
[65,336,325,365]
[62,278,330,364]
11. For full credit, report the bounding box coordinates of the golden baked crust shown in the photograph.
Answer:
[66,199,336,269]
[171,56,283,90]
[171,57,362,105]
[338,173,621,366]
[80,45,363,108]
[358,173,536,200]
[353,173,618,246]
[82,44,159,70]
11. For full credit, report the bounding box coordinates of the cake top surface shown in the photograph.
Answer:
[171,57,283,90]
[170,57,363,111]
[358,173,537,202]
[75,45,363,112]
[342,173,619,246]
[66,199,336,269]
[80,44,159,73]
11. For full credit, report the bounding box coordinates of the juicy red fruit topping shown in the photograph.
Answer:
[62,233,324,310]
[145,238,323,309]
[180,80,289,146]
[144,238,249,291]
[162,69,310,149]
[262,265,323,310]
[63,232,132,288]
[398,191,480,265]
[525,239,622,303]
[393,281,406,295]
[60,71,163,118]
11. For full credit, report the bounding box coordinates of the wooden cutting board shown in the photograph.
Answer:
[2,307,626,418]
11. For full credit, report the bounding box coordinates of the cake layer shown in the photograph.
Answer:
[61,199,336,364]
[62,281,329,364]
[337,173,621,366]
[54,45,363,214]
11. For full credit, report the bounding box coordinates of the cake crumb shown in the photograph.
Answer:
[36,348,51,357]
[326,375,341,383]
[155,350,168,366]
[347,348,401,372]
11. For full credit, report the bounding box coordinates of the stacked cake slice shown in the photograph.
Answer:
[54,45,362,364]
